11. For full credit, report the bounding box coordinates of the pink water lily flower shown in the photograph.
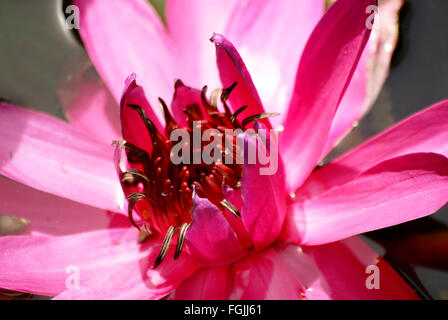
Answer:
[1,0,447,300]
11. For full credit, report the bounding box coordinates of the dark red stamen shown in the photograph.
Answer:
[118,81,276,266]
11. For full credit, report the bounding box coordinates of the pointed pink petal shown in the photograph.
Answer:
[362,0,404,113]
[165,0,238,89]
[120,74,163,153]
[324,0,403,154]
[170,80,202,127]
[240,131,287,251]
[0,103,122,212]
[299,99,448,199]
[0,176,129,236]
[223,0,324,126]
[278,237,419,300]
[230,248,303,300]
[285,153,448,246]
[323,52,367,155]
[172,266,231,300]
[55,243,198,300]
[222,187,254,251]
[58,67,121,145]
[211,34,266,118]
[0,228,149,296]
[185,196,245,266]
[281,0,375,191]
[74,0,176,121]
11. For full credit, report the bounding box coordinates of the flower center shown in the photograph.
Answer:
[117,80,275,267]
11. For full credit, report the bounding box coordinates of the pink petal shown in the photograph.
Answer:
[58,66,121,145]
[211,34,266,118]
[165,0,238,89]
[222,187,254,251]
[324,0,404,154]
[363,0,405,112]
[0,228,148,296]
[240,131,287,251]
[54,262,153,300]
[284,153,448,246]
[278,237,419,300]
[170,80,202,127]
[0,176,129,237]
[298,99,448,200]
[281,0,375,191]
[323,51,367,155]
[74,0,176,122]
[55,242,198,300]
[172,266,231,300]
[177,237,419,300]
[0,103,122,212]
[223,0,325,126]
[185,196,245,266]
[230,248,303,300]
[120,74,163,153]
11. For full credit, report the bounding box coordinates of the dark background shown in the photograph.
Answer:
[0,0,447,299]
